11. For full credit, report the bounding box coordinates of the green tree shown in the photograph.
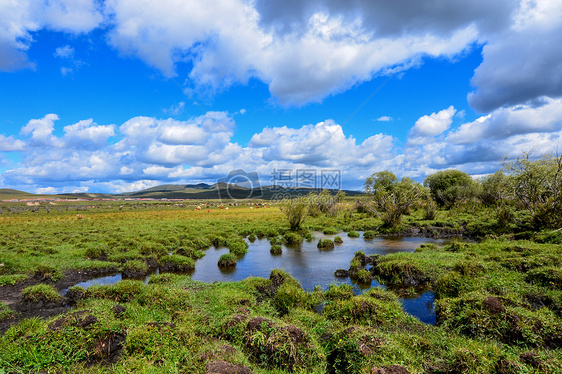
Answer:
[424,169,475,208]
[502,152,562,228]
[478,170,511,206]
[361,171,426,228]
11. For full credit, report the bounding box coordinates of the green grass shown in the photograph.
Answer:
[2,202,562,372]
[21,284,62,303]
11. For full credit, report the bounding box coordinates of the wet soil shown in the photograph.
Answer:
[0,267,117,334]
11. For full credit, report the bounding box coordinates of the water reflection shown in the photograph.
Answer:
[63,232,449,324]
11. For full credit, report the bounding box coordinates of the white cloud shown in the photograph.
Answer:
[63,119,116,147]
[468,0,562,112]
[54,45,74,58]
[20,114,63,147]
[0,0,102,71]
[376,116,392,122]
[103,0,482,105]
[447,98,562,144]
[408,106,456,145]
[0,135,26,152]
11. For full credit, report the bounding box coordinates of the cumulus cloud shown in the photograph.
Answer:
[468,0,562,112]
[401,98,562,176]
[3,99,562,193]
[0,135,26,152]
[408,106,456,145]
[447,98,562,144]
[0,0,102,71]
[63,119,116,148]
[103,0,482,105]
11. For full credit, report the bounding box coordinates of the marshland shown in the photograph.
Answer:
[1,153,562,373]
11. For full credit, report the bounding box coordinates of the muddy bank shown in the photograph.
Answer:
[0,267,117,334]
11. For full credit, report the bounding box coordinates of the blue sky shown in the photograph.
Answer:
[1,0,562,194]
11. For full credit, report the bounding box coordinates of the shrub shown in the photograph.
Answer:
[218,253,237,267]
[363,231,376,239]
[281,198,309,230]
[334,236,343,244]
[347,231,360,238]
[22,284,61,303]
[270,244,282,255]
[317,239,335,249]
[248,233,257,242]
[273,281,311,315]
[355,269,372,284]
[283,232,303,245]
[424,169,476,207]
[325,284,354,301]
[228,240,249,256]
[323,227,338,235]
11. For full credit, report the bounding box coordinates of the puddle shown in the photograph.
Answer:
[63,232,449,324]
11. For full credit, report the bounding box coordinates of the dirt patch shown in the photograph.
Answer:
[90,331,126,364]
[520,352,545,369]
[48,310,97,331]
[370,365,409,374]
[483,296,506,314]
[0,267,117,334]
[112,304,126,317]
[206,360,252,374]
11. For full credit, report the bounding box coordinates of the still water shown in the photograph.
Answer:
[65,232,449,324]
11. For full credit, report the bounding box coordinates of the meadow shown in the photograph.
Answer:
[1,200,562,373]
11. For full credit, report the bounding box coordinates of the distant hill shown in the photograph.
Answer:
[0,184,363,201]
[0,189,34,200]
[118,183,362,200]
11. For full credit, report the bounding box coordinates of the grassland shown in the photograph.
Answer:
[1,200,562,373]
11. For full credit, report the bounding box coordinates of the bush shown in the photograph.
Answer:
[347,231,360,238]
[281,198,309,230]
[323,227,338,235]
[334,236,343,244]
[325,284,354,301]
[363,231,376,239]
[424,169,476,207]
[270,244,282,255]
[355,269,372,284]
[273,281,311,315]
[228,240,249,256]
[283,232,303,245]
[218,253,237,267]
[22,284,61,303]
[317,239,335,249]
